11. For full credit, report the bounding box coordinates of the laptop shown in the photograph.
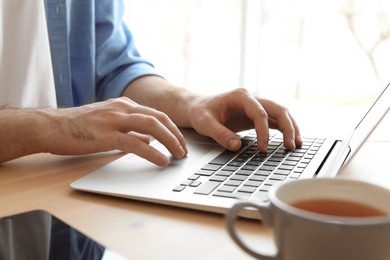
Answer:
[71,84,390,219]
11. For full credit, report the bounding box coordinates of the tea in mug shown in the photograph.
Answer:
[291,198,387,217]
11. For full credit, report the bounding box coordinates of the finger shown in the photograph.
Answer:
[149,110,188,155]
[105,97,188,155]
[193,112,242,152]
[116,133,170,166]
[250,106,270,153]
[118,113,186,159]
[229,93,270,153]
[286,110,302,147]
[123,105,188,155]
[258,99,302,150]
[128,131,151,144]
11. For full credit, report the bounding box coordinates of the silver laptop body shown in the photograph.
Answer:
[71,84,390,219]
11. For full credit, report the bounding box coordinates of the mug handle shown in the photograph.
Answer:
[225,201,277,260]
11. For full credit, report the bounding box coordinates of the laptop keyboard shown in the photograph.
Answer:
[173,133,325,202]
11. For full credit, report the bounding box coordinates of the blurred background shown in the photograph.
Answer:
[124,0,390,135]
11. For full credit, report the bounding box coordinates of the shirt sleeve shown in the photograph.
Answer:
[95,0,159,101]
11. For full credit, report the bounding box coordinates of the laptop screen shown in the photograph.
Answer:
[347,82,390,162]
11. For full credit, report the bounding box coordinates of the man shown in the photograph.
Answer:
[0,0,302,165]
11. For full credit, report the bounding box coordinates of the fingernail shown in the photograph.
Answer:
[178,146,186,158]
[291,138,296,149]
[228,139,240,151]
[259,142,268,154]
[159,156,170,166]
[297,135,303,145]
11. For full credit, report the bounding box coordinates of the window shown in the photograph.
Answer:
[255,0,390,105]
[124,0,390,133]
[124,0,242,94]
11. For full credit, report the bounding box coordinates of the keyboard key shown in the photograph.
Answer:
[242,136,256,143]
[218,185,236,192]
[181,180,193,186]
[273,169,290,176]
[233,156,249,162]
[290,172,301,178]
[286,155,301,161]
[267,148,277,153]
[241,165,258,171]
[253,154,267,161]
[294,148,308,153]
[304,154,314,159]
[267,157,283,163]
[213,191,251,200]
[230,174,248,181]
[259,165,275,171]
[188,174,200,180]
[237,153,252,160]
[247,159,264,166]
[282,160,297,166]
[260,184,273,192]
[269,141,282,146]
[189,181,202,187]
[246,146,259,152]
[195,169,215,176]
[290,151,305,157]
[244,180,262,187]
[221,166,240,172]
[236,169,253,176]
[264,179,283,186]
[263,161,280,167]
[209,150,236,165]
[269,174,286,181]
[209,176,228,182]
[225,180,242,186]
[216,170,234,177]
[249,175,266,182]
[254,169,272,176]
[228,161,244,167]
[238,186,257,193]
[279,164,294,171]
[202,163,222,171]
[194,181,221,195]
[252,190,269,202]
[310,146,320,151]
[300,158,311,164]
[173,185,186,192]
[236,192,252,199]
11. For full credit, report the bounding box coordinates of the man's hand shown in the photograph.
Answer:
[186,88,302,153]
[0,97,187,165]
[124,77,302,154]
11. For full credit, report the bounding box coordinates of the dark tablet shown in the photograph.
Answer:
[0,210,128,260]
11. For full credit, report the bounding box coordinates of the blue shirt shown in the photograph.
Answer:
[44,0,158,107]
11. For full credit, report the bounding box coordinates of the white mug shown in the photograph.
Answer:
[226,178,390,260]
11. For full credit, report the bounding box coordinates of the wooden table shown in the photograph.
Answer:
[1,110,389,259]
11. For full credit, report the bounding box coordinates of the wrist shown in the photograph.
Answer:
[0,108,52,162]
[123,76,198,127]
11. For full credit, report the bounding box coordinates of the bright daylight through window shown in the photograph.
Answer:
[124,0,390,135]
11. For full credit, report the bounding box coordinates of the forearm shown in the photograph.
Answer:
[122,76,198,128]
[0,108,50,163]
